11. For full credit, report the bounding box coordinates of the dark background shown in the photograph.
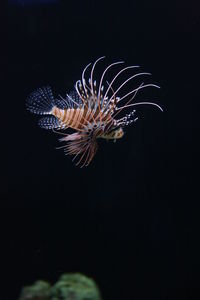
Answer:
[2,0,198,299]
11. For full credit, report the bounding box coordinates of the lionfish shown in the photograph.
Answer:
[26,57,163,167]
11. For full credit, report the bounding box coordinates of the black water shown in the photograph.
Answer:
[3,1,198,299]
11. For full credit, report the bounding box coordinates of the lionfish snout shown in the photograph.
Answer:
[26,56,163,167]
[100,127,124,141]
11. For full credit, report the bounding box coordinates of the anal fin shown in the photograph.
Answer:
[38,116,63,130]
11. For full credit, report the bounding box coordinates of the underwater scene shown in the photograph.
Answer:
[4,0,198,299]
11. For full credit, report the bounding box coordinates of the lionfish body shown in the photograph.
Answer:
[27,57,162,167]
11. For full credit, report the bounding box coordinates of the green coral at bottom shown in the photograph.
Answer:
[19,273,102,300]
[19,280,51,300]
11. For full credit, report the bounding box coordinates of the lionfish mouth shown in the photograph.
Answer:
[27,56,163,167]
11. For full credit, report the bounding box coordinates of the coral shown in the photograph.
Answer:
[19,274,102,300]
[19,280,51,300]
[51,273,102,300]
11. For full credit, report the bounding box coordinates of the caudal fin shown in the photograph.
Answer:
[26,86,55,115]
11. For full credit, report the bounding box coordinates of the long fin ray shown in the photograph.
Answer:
[58,132,97,166]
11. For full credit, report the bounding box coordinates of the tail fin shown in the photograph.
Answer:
[26,86,55,115]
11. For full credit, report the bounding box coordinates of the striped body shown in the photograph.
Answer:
[26,57,162,167]
[51,106,113,133]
